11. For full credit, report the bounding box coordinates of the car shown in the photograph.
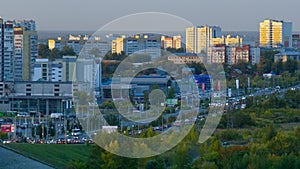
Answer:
[222,141,230,147]
[3,139,11,144]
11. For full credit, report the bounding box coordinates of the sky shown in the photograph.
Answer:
[1,0,300,31]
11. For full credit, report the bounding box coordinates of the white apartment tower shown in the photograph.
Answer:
[185,25,221,54]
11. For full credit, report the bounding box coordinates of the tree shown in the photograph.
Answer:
[284,58,298,74]
[145,157,166,169]
[67,160,87,169]
[167,87,175,98]
[38,44,50,58]
[61,46,76,56]
[262,124,276,143]
[86,145,104,169]
[175,143,192,169]
[49,48,62,60]
[99,100,115,109]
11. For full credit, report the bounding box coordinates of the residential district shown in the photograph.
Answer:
[0,17,299,148]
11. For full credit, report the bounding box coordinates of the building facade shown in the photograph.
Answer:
[185,25,221,54]
[111,37,124,54]
[123,34,161,61]
[0,81,73,115]
[274,51,300,62]
[207,45,260,65]
[161,35,182,49]
[167,53,203,64]
[0,18,38,82]
[211,35,243,47]
[259,19,292,48]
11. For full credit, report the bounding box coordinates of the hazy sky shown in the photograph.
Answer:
[1,0,299,31]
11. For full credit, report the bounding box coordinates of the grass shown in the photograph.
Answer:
[5,143,92,169]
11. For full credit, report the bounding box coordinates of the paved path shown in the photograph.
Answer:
[0,146,54,169]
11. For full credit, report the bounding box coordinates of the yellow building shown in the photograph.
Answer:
[48,39,56,50]
[173,35,181,49]
[211,35,242,47]
[259,19,292,48]
[111,37,124,54]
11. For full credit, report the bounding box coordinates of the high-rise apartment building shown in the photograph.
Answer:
[185,25,221,54]
[14,20,38,81]
[0,20,14,82]
[259,19,292,48]
[0,18,38,82]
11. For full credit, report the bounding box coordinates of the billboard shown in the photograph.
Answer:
[102,126,118,134]
[1,124,14,133]
[166,99,178,105]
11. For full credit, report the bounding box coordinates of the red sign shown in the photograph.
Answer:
[1,124,12,133]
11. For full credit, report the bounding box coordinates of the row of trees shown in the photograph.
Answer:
[38,44,76,60]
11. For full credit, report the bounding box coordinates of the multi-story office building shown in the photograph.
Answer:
[0,81,73,115]
[185,25,221,54]
[259,19,292,48]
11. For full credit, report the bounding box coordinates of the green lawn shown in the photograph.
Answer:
[5,143,92,169]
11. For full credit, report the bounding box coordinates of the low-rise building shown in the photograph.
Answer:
[168,53,203,64]
[0,81,73,115]
[207,45,260,65]
[274,51,300,62]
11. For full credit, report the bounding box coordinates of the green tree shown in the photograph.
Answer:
[174,143,192,169]
[38,44,51,58]
[49,48,62,60]
[61,46,76,56]
[67,159,87,169]
[145,157,166,169]
[167,87,175,98]
[262,124,276,143]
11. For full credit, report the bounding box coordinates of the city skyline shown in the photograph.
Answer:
[0,0,299,31]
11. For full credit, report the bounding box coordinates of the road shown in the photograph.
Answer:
[0,146,54,169]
